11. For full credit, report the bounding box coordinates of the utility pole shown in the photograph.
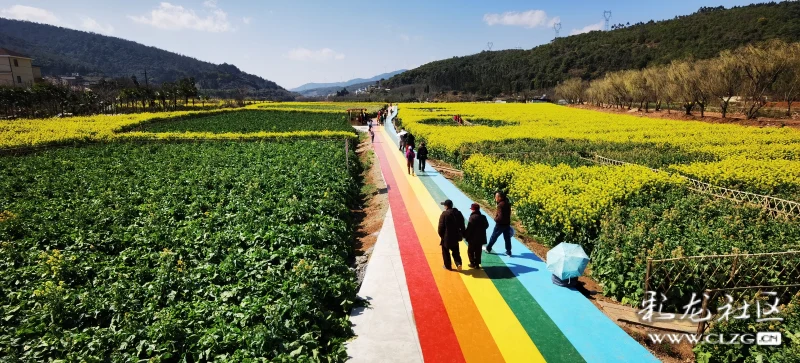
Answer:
[144,68,149,87]
[604,11,612,31]
[487,42,493,51]
[553,23,561,39]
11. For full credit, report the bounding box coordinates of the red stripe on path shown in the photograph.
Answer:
[372,132,466,363]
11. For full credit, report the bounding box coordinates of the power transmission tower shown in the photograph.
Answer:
[486,42,493,51]
[604,11,612,31]
[553,22,561,39]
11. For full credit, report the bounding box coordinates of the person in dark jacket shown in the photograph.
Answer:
[406,132,416,150]
[438,199,465,270]
[486,191,513,256]
[417,142,428,173]
[464,203,490,268]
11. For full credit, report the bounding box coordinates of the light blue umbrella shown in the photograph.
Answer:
[546,242,589,280]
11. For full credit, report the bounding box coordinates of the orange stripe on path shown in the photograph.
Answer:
[374,130,505,363]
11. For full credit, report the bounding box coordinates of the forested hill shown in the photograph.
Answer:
[387,2,800,96]
[0,18,293,97]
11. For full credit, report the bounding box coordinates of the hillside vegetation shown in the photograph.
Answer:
[0,18,293,98]
[387,2,800,96]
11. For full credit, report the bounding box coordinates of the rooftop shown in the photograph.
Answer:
[0,48,31,58]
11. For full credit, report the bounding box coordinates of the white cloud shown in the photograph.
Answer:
[128,2,232,32]
[483,10,557,29]
[285,48,345,62]
[242,16,252,25]
[399,33,410,42]
[81,17,114,35]
[0,5,60,25]
[570,21,604,35]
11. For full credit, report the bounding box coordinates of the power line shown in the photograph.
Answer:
[604,10,612,31]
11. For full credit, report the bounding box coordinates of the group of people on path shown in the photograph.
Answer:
[437,191,513,270]
[387,115,513,271]
[397,128,428,176]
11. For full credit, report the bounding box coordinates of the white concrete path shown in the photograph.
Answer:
[346,209,423,363]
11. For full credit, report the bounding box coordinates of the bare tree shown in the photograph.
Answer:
[773,43,800,116]
[606,72,630,109]
[734,39,792,119]
[698,52,743,118]
[692,60,712,117]
[643,65,670,112]
[555,78,587,104]
[667,60,699,115]
[623,70,650,111]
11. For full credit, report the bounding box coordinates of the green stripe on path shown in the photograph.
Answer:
[416,170,586,363]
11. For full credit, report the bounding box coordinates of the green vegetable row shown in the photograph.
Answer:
[137,109,355,134]
[0,140,361,362]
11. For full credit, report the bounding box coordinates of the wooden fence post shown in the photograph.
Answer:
[344,138,349,172]
[696,289,712,336]
[644,258,653,295]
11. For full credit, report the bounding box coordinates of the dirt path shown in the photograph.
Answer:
[354,134,389,256]
[350,128,390,285]
[572,104,800,129]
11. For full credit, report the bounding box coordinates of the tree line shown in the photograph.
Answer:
[0,76,252,119]
[556,40,800,119]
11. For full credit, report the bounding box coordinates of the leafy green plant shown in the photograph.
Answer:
[0,140,361,361]
[137,110,354,134]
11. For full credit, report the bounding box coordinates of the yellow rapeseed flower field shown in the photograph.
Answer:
[0,103,372,150]
[464,154,685,244]
[399,102,800,199]
[399,103,800,160]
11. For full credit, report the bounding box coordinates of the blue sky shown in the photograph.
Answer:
[0,0,768,89]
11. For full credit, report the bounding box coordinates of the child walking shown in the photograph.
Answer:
[405,145,416,176]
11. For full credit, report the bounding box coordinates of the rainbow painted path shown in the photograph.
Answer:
[346,108,658,363]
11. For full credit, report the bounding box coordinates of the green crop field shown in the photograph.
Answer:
[0,136,362,361]
[138,109,354,134]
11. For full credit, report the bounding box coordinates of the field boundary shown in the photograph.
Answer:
[0,133,357,157]
[582,154,800,218]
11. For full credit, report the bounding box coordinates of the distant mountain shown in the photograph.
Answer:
[292,70,406,93]
[296,80,378,98]
[387,2,800,96]
[0,18,295,100]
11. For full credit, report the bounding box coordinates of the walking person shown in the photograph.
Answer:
[406,132,416,151]
[486,191,513,256]
[405,145,416,176]
[417,142,428,173]
[464,203,490,269]
[398,128,407,151]
[438,199,465,271]
[369,128,375,143]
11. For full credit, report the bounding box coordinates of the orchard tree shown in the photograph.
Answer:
[773,43,800,116]
[698,52,743,118]
[734,39,792,119]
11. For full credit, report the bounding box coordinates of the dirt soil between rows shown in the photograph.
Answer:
[351,130,389,284]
